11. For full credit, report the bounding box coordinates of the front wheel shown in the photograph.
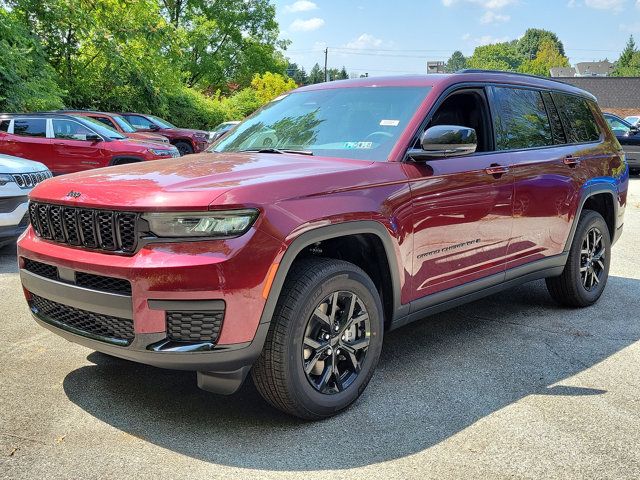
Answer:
[546,209,611,307]
[174,141,194,156]
[252,257,384,419]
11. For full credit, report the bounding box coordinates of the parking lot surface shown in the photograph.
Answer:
[1,178,639,480]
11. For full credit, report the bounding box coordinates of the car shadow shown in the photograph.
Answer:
[62,274,640,471]
[0,241,18,274]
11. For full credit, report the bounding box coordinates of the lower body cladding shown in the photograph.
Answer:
[19,258,272,395]
[0,196,29,246]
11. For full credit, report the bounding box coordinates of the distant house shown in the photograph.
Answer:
[557,77,640,117]
[550,61,615,78]
[427,61,445,74]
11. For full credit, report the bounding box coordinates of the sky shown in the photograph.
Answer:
[273,0,640,77]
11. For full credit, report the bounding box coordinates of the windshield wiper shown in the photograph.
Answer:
[238,148,314,156]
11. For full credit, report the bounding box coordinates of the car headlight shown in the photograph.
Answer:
[148,148,174,157]
[142,209,259,238]
[0,174,14,186]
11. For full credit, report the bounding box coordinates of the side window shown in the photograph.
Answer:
[0,120,10,132]
[52,119,95,141]
[92,116,117,129]
[606,117,630,135]
[490,87,553,150]
[541,92,566,145]
[13,118,47,137]
[551,93,601,143]
[124,115,154,129]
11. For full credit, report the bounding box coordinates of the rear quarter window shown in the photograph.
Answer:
[0,120,10,132]
[551,93,601,143]
[490,87,554,150]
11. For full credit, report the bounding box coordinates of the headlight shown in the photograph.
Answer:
[0,174,14,186]
[148,148,174,157]
[142,209,259,238]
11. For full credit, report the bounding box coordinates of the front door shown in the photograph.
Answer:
[51,119,104,175]
[405,87,514,300]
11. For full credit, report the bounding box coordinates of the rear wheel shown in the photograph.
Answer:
[252,257,384,419]
[546,210,611,307]
[174,141,194,156]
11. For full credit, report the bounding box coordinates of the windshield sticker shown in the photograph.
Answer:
[345,142,373,149]
[380,119,400,127]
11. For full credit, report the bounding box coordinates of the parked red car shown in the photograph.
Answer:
[0,113,180,175]
[61,111,170,145]
[19,72,628,419]
[119,113,212,155]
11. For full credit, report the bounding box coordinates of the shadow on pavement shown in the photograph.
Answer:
[60,274,640,471]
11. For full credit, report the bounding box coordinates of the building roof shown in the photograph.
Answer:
[556,77,640,109]
[550,67,577,78]
[574,61,615,77]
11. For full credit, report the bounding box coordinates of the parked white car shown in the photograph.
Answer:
[0,154,52,248]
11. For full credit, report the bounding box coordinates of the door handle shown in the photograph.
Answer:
[563,156,580,167]
[485,164,510,177]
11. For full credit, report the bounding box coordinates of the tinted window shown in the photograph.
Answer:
[215,87,431,161]
[13,118,47,137]
[552,93,601,143]
[124,115,155,129]
[52,119,95,140]
[490,87,553,150]
[92,116,118,130]
[541,92,566,144]
[0,120,10,132]
[605,116,631,135]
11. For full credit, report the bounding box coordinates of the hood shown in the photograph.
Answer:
[168,127,209,137]
[0,154,48,173]
[115,138,176,150]
[127,132,169,143]
[28,152,374,210]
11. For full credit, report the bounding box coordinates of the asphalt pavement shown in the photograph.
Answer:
[1,178,639,479]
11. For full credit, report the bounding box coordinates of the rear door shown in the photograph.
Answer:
[51,118,105,175]
[0,118,53,167]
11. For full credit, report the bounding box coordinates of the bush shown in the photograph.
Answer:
[222,88,262,119]
[165,87,230,130]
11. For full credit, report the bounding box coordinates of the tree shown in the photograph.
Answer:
[338,66,349,80]
[308,63,324,84]
[519,39,570,76]
[250,72,297,104]
[613,35,638,76]
[286,62,308,85]
[445,51,467,73]
[467,42,522,71]
[0,7,64,111]
[517,28,565,59]
[612,51,640,77]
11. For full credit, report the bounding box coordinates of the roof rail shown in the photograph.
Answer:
[456,69,568,86]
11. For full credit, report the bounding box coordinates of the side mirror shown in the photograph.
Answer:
[85,133,102,143]
[149,124,160,131]
[629,126,638,136]
[408,125,477,160]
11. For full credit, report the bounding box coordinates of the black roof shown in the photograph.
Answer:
[556,77,640,109]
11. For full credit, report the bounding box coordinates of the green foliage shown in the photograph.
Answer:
[223,88,263,119]
[518,39,570,76]
[308,63,325,84]
[0,8,64,111]
[250,72,297,104]
[165,87,229,130]
[612,36,640,76]
[517,29,565,59]
[467,42,522,71]
[445,51,467,73]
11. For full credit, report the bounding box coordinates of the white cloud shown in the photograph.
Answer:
[344,33,384,50]
[620,22,640,32]
[464,34,510,46]
[584,0,625,10]
[284,1,318,13]
[290,17,325,32]
[480,11,510,23]
[443,0,516,8]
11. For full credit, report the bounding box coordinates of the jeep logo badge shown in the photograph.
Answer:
[66,191,81,198]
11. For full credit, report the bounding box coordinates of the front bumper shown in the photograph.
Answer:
[18,225,284,390]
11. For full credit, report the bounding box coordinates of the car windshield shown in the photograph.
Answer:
[149,115,176,129]
[112,115,137,133]
[624,116,639,124]
[75,116,126,139]
[213,86,431,161]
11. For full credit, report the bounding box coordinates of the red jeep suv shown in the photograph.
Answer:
[0,113,180,175]
[18,72,628,419]
[119,113,212,156]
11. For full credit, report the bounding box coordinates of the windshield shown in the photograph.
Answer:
[75,116,126,139]
[149,115,176,129]
[213,86,430,161]
[112,115,137,133]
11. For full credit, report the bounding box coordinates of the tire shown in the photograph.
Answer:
[546,209,611,307]
[252,257,384,419]
[174,141,194,156]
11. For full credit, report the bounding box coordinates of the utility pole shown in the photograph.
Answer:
[324,47,328,82]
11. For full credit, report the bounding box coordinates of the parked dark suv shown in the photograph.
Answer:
[18,71,627,419]
[0,113,179,175]
[119,113,212,156]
